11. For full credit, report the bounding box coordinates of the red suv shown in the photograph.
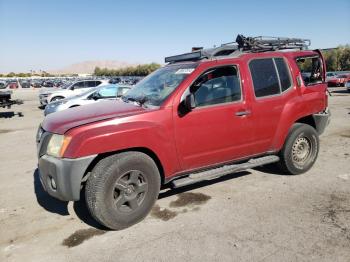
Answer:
[37,35,330,230]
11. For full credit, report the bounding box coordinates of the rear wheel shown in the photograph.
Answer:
[278,123,319,175]
[85,152,161,230]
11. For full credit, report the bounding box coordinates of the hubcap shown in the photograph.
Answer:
[292,136,311,164]
[112,170,148,213]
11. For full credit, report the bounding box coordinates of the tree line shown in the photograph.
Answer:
[322,45,350,71]
[0,71,53,78]
[94,63,161,77]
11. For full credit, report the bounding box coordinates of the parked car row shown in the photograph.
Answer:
[0,76,142,89]
[326,72,350,87]
[39,79,110,106]
[44,84,131,115]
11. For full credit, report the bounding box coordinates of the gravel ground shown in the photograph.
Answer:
[0,88,349,262]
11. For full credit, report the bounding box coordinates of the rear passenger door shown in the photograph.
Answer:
[248,57,294,154]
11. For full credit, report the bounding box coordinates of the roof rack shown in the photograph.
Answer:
[165,34,311,63]
[235,34,311,52]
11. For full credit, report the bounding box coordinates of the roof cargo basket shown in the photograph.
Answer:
[165,34,311,63]
[235,34,311,52]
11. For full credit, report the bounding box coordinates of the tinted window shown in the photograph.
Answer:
[86,81,95,87]
[192,66,241,107]
[250,58,280,97]
[275,58,291,91]
[73,82,85,89]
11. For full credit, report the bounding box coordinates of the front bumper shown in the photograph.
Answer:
[38,154,96,201]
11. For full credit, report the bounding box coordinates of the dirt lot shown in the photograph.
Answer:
[0,88,349,262]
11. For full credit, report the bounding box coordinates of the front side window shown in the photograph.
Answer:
[191,66,241,107]
[122,63,198,107]
[87,81,98,87]
[73,82,85,89]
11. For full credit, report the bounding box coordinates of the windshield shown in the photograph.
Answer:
[123,63,197,106]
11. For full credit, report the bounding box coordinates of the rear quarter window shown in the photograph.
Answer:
[275,58,292,92]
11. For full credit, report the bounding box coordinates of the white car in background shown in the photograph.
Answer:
[39,79,109,106]
[345,80,350,92]
[44,84,131,116]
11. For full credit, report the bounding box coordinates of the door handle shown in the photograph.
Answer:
[235,110,251,116]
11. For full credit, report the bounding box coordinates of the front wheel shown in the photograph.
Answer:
[85,152,161,230]
[278,123,319,175]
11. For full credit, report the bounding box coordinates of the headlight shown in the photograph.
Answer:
[47,134,71,157]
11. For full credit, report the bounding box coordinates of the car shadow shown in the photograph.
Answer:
[73,189,109,230]
[33,167,280,229]
[33,168,69,216]
[331,89,349,94]
[253,163,289,176]
[0,112,23,118]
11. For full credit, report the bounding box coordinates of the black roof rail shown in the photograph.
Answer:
[165,34,311,63]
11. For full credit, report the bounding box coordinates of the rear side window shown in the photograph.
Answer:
[249,59,280,97]
[275,58,292,91]
[249,57,292,97]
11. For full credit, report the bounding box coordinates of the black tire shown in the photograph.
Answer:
[85,152,161,230]
[50,96,64,102]
[278,123,319,175]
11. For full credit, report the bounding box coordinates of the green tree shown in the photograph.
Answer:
[93,63,161,77]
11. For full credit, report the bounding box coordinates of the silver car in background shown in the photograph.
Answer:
[44,84,131,116]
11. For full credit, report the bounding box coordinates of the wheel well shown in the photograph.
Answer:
[295,115,316,130]
[83,147,165,185]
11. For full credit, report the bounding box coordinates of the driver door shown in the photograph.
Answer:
[174,65,254,171]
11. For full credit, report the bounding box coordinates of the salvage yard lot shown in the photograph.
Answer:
[0,89,349,262]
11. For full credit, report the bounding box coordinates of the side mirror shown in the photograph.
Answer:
[184,93,196,111]
[89,93,99,100]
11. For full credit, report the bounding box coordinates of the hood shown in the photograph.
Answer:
[42,100,147,134]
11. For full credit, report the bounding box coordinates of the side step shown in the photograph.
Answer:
[171,155,279,188]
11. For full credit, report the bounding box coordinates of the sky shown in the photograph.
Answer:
[0,0,349,73]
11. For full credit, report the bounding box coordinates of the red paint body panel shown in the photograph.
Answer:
[41,50,328,181]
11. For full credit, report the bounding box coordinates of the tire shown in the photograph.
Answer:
[85,152,161,230]
[50,96,64,102]
[278,123,319,175]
